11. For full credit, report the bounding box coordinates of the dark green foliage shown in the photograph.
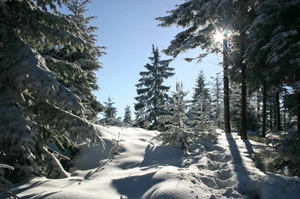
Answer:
[103,97,118,120]
[0,0,104,183]
[187,70,213,132]
[157,0,233,134]
[100,97,123,126]
[155,129,194,152]
[245,0,300,133]
[209,73,223,128]
[159,0,300,136]
[156,1,221,57]
[163,82,190,128]
[134,45,175,130]
[192,70,211,104]
[123,106,133,126]
[53,0,105,122]
[156,82,194,151]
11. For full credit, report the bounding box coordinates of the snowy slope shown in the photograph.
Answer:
[8,125,300,199]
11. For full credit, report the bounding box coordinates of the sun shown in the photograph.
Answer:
[214,31,224,43]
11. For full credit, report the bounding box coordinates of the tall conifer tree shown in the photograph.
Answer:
[245,0,300,132]
[188,70,212,131]
[210,73,223,127]
[192,70,211,112]
[54,0,105,122]
[0,0,104,183]
[156,0,232,133]
[134,45,175,130]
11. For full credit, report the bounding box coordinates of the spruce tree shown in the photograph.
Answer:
[103,97,117,120]
[158,0,262,138]
[158,0,300,135]
[134,45,175,130]
[156,0,233,134]
[156,82,194,151]
[245,0,300,132]
[229,0,253,139]
[50,0,105,122]
[123,106,133,126]
[164,82,190,129]
[99,97,123,126]
[134,94,150,129]
[0,0,103,183]
[187,70,212,131]
[210,73,223,128]
[192,70,211,113]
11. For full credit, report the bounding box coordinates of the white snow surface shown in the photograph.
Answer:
[10,126,300,199]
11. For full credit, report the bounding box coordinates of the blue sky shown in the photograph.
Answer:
[85,0,223,118]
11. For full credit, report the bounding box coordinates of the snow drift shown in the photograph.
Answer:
[5,125,300,199]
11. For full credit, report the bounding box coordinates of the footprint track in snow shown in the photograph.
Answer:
[208,152,232,163]
[189,172,218,189]
[215,168,233,180]
[207,160,229,171]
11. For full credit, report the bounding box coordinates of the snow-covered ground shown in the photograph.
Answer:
[8,125,300,199]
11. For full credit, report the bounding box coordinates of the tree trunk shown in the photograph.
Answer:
[216,75,220,127]
[257,89,261,121]
[269,102,273,130]
[262,79,267,137]
[240,31,247,140]
[297,92,300,132]
[223,37,231,133]
[283,89,287,131]
[275,90,282,131]
[240,64,247,139]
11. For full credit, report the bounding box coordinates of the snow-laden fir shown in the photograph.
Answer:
[7,125,300,199]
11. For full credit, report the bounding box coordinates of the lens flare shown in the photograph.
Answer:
[214,31,224,43]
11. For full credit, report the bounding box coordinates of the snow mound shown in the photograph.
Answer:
[6,126,300,199]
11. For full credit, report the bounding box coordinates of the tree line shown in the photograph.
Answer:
[103,0,300,139]
[155,0,300,139]
[101,45,223,133]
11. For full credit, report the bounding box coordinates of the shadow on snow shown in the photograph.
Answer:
[225,133,260,198]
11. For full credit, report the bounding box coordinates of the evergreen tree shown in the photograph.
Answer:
[187,70,212,131]
[0,0,103,183]
[100,97,122,126]
[134,45,175,130]
[192,70,211,113]
[163,82,190,128]
[156,0,233,133]
[285,88,300,131]
[210,73,223,128]
[123,105,133,126]
[159,0,300,136]
[223,35,232,134]
[156,82,194,151]
[103,97,117,120]
[245,0,300,132]
[228,0,254,139]
[48,0,105,122]
[134,95,150,129]
[230,82,242,131]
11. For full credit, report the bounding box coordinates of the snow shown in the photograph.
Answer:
[8,126,300,199]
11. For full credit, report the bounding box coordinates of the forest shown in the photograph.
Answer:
[0,0,300,198]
